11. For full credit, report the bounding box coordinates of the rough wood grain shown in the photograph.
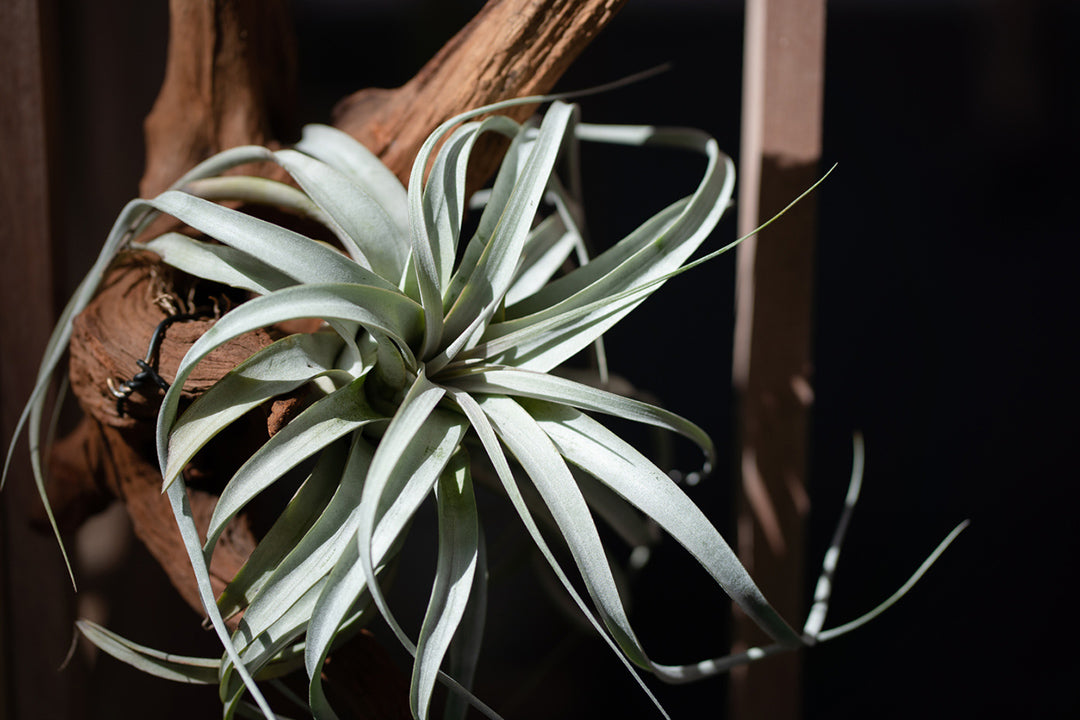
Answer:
[141,0,296,198]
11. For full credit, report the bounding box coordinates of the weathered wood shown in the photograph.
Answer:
[49,416,257,616]
[731,1,826,718]
[333,0,628,187]
[67,256,276,432]
[0,0,87,718]
[141,0,296,198]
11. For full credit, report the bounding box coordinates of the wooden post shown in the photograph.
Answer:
[731,1,826,719]
[0,1,87,718]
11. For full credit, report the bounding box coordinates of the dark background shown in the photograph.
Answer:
[36,0,1080,718]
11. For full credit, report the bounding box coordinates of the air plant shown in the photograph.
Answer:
[5,94,966,720]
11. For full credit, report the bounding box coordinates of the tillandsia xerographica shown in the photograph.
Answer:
[4,94,966,720]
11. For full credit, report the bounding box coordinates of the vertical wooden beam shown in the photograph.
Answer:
[731,1,826,719]
[0,1,85,719]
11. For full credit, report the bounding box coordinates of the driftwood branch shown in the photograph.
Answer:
[334,0,627,187]
[141,0,297,198]
[46,0,626,713]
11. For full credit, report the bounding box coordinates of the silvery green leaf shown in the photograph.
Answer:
[76,620,220,684]
[464,199,684,368]
[447,366,714,471]
[305,516,385,720]
[411,451,479,720]
[164,479,275,718]
[306,536,369,720]
[407,150,450,355]
[294,123,410,246]
[527,401,802,649]
[221,580,326,707]
[442,123,532,312]
[485,133,734,372]
[812,520,969,642]
[408,112,530,356]
[156,282,424,473]
[235,433,372,636]
[354,374,453,629]
[801,436,969,643]
[149,190,398,291]
[405,93,575,357]
[3,196,159,583]
[161,331,346,485]
[351,375,507,720]
[422,121,478,290]
[500,188,685,322]
[145,232,298,296]
[203,375,382,556]
[573,469,657,551]
[424,116,522,292]
[504,214,577,307]
[444,525,487,720]
[168,145,278,188]
[178,131,411,284]
[232,438,386,719]
[475,395,650,668]
[444,387,668,719]
[272,148,406,280]
[182,176,330,226]
[218,439,348,619]
[435,102,577,369]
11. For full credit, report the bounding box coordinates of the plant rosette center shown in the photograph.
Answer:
[6,95,966,720]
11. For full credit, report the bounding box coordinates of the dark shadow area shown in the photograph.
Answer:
[807,1,1079,717]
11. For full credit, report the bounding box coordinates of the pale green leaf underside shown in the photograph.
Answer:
[145,232,297,296]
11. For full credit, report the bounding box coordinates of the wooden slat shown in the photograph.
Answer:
[731,1,826,719]
[0,1,86,719]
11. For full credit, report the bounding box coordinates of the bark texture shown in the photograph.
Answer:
[141,0,297,198]
[334,0,627,186]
